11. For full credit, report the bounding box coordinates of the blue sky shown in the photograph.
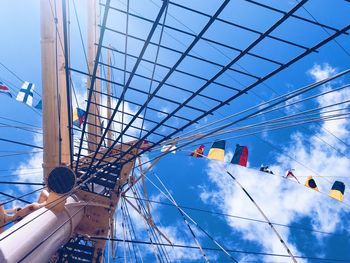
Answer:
[1,0,350,262]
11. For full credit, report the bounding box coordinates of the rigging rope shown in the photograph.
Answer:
[0,138,43,149]
[0,116,41,129]
[134,182,174,263]
[129,184,168,262]
[122,197,146,263]
[151,104,350,153]
[143,174,239,262]
[154,174,210,263]
[121,199,140,263]
[175,82,350,142]
[91,236,350,262]
[226,171,297,263]
[0,187,44,207]
[124,194,350,238]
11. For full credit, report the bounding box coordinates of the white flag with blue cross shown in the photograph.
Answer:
[16,81,35,106]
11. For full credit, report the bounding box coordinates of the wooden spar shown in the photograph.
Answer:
[106,46,112,147]
[56,0,71,165]
[87,0,101,153]
[0,196,85,262]
[41,0,60,181]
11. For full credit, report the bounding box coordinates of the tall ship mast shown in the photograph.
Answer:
[0,0,349,262]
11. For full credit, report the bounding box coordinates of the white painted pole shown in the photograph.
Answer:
[0,196,85,263]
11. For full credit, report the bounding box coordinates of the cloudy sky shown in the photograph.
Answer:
[0,0,350,262]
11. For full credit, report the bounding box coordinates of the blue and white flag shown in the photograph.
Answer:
[16,81,34,106]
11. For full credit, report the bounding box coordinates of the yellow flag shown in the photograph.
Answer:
[304,176,319,191]
[329,181,345,202]
[207,140,225,161]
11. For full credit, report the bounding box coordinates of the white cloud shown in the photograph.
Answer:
[284,94,303,116]
[308,63,336,82]
[204,154,347,262]
[12,133,43,194]
[281,83,304,116]
[157,107,169,119]
[158,224,207,261]
[200,63,350,262]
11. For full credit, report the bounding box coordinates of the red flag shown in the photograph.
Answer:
[0,82,12,97]
[285,169,300,184]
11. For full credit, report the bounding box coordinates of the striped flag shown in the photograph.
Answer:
[231,144,248,166]
[208,140,226,161]
[0,81,12,97]
[16,81,34,106]
[73,107,86,128]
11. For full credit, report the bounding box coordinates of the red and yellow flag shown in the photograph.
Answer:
[191,145,205,157]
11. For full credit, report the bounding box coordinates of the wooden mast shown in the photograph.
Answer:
[41,0,60,181]
[41,0,71,180]
[57,0,71,166]
[87,0,101,153]
[106,47,112,147]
